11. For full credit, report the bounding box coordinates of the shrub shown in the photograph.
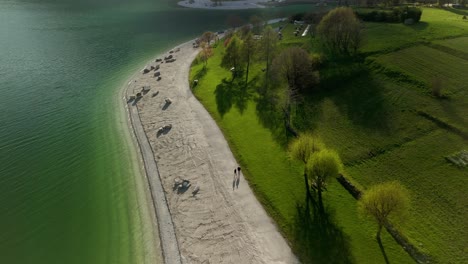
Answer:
[355,7,422,23]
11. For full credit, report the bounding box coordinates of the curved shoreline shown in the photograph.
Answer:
[121,41,197,264]
[123,39,297,263]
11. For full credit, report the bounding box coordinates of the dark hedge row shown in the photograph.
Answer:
[355,7,422,23]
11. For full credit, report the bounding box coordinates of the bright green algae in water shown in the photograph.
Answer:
[0,1,321,263]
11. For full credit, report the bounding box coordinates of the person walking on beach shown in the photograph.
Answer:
[236,166,241,189]
[233,168,237,190]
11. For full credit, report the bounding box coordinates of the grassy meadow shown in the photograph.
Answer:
[190,7,467,263]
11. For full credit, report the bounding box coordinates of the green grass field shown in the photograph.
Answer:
[191,44,413,263]
[362,7,468,54]
[433,36,468,53]
[190,7,468,264]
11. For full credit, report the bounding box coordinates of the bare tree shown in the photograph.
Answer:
[241,32,256,84]
[200,31,215,45]
[199,42,213,68]
[271,47,318,128]
[359,181,410,241]
[317,7,362,56]
[259,26,278,89]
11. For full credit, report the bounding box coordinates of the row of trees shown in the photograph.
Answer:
[198,6,409,244]
[290,134,410,241]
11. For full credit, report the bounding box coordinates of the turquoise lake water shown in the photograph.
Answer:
[0,1,316,263]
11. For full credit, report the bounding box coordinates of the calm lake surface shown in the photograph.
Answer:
[0,1,314,263]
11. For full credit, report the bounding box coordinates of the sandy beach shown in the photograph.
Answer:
[123,40,298,264]
[178,0,269,10]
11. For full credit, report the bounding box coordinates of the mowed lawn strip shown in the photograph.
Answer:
[190,43,413,263]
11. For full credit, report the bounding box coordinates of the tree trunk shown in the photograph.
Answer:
[376,224,383,241]
[304,172,311,200]
[317,178,323,212]
[245,56,250,85]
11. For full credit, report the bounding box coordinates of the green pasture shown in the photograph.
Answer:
[432,36,468,60]
[434,36,468,53]
[362,7,468,54]
[371,44,468,134]
[191,43,412,263]
[347,129,468,263]
[190,6,468,263]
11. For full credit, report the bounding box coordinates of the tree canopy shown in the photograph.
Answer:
[306,149,343,209]
[359,181,410,240]
[317,7,362,56]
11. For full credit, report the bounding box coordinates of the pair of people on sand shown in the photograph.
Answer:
[233,166,241,190]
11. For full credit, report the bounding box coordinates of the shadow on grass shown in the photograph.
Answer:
[332,69,390,131]
[292,63,391,133]
[192,67,208,88]
[214,75,256,117]
[377,237,391,264]
[293,198,354,264]
[255,87,290,148]
[408,21,428,31]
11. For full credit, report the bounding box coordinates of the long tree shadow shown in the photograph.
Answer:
[214,75,255,117]
[377,237,391,264]
[293,198,354,264]
[255,87,291,147]
[327,64,391,131]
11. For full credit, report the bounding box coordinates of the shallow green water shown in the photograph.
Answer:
[0,1,317,263]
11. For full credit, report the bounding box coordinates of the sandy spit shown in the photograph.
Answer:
[177,0,269,10]
[124,39,298,264]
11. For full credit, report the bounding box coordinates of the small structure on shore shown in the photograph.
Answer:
[141,86,151,94]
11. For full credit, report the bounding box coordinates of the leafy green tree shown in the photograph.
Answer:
[221,35,243,80]
[290,135,324,200]
[306,149,343,210]
[317,7,362,56]
[241,32,256,84]
[359,181,410,241]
